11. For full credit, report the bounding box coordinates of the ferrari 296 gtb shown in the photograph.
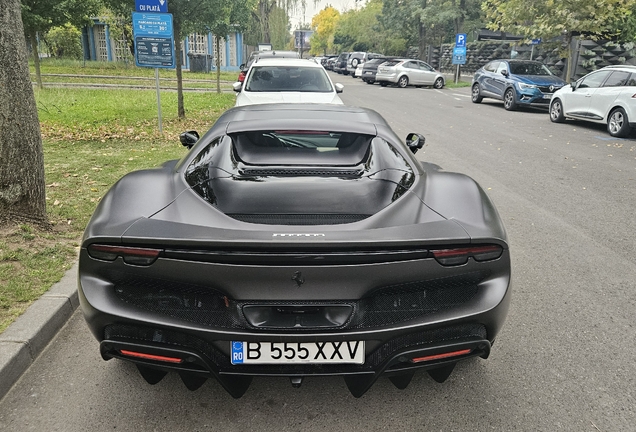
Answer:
[78,104,511,398]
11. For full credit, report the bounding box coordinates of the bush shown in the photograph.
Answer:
[46,24,83,60]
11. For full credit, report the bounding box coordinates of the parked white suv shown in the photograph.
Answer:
[346,52,384,76]
[549,65,636,137]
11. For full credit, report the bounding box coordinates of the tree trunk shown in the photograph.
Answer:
[173,20,185,119]
[29,31,43,89]
[0,0,47,224]
[259,0,271,44]
[454,0,466,34]
[215,36,221,94]
[418,20,427,60]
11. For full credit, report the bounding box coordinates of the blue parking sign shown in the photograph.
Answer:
[452,46,466,65]
[455,33,467,48]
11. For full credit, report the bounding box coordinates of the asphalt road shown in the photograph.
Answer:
[1,74,635,431]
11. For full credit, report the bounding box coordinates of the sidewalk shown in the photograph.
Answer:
[0,263,79,400]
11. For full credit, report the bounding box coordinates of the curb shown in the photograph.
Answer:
[0,262,79,400]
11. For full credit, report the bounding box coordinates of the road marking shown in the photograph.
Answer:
[453,93,471,98]
[595,135,628,141]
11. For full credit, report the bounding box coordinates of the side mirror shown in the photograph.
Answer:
[406,133,426,154]
[501,70,509,77]
[239,63,245,71]
[233,82,243,92]
[570,81,577,90]
[334,83,344,93]
[179,130,199,149]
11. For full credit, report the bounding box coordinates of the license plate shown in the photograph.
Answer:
[543,94,552,99]
[365,71,372,75]
[231,341,365,364]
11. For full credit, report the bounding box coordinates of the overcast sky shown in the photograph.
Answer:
[288,0,361,29]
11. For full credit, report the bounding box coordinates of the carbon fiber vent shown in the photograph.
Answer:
[112,272,484,331]
[226,213,370,225]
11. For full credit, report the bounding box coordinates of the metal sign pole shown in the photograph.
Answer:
[155,68,163,133]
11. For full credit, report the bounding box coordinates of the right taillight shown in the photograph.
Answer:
[431,245,503,266]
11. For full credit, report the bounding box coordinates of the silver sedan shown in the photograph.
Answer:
[376,59,445,89]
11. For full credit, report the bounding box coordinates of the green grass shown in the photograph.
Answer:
[446,80,471,88]
[0,84,235,333]
[36,87,236,144]
[31,58,238,82]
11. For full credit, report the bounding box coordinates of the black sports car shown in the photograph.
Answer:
[79,104,511,398]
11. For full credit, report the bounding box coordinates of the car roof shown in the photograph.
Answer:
[602,65,636,71]
[251,58,324,68]
[497,59,544,64]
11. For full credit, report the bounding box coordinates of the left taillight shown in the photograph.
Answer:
[87,244,162,266]
[431,245,503,266]
[238,71,246,82]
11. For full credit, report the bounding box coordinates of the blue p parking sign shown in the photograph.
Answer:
[455,33,467,48]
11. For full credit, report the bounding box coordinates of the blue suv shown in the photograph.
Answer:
[471,60,566,110]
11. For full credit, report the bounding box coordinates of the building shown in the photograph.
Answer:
[81,20,244,71]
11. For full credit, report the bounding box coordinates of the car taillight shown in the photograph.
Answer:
[431,245,503,266]
[87,244,162,265]
[411,349,472,363]
[238,71,246,82]
[120,350,183,363]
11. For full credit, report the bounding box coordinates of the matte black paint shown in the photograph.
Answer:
[79,104,511,397]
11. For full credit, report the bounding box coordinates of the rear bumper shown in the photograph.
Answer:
[78,246,511,397]
[98,327,492,397]
[375,72,398,83]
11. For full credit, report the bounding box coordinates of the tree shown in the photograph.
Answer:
[380,0,481,58]
[21,0,102,88]
[483,0,636,80]
[44,24,84,59]
[0,0,47,224]
[310,6,340,55]
[253,0,311,44]
[243,4,291,49]
[207,0,253,93]
[333,0,386,52]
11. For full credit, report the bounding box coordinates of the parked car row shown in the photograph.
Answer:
[327,51,446,89]
[471,60,636,137]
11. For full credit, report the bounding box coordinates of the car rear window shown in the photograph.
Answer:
[231,131,372,166]
[381,60,401,67]
[245,66,333,92]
